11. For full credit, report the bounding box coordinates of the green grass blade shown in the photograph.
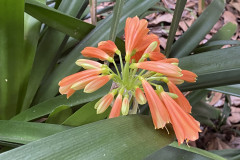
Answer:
[109,0,124,41]
[207,22,237,43]
[194,40,240,53]
[34,0,159,103]
[0,115,174,160]
[0,0,24,119]
[208,84,240,97]
[165,0,187,57]
[0,120,70,144]
[169,0,225,58]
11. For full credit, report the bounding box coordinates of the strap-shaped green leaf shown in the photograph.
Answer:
[25,0,93,40]
[0,115,174,160]
[146,142,226,160]
[62,99,111,126]
[0,0,24,119]
[22,0,88,110]
[165,0,187,57]
[0,120,70,145]
[11,82,111,121]
[179,46,240,91]
[208,84,240,97]
[169,0,225,58]
[109,0,124,41]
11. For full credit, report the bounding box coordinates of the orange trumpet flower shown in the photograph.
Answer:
[159,91,201,144]
[142,79,170,129]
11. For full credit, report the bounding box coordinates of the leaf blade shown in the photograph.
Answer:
[0,115,174,160]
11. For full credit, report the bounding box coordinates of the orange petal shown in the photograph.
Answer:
[160,91,201,144]
[135,87,147,105]
[149,52,166,61]
[136,61,182,77]
[159,58,179,64]
[109,94,122,118]
[58,69,102,86]
[66,89,76,99]
[84,75,111,93]
[125,17,149,55]
[98,40,118,57]
[81,47,110,61]
[142,79,170,129]
[71,75,99,90]
[167,81,192,113]
[179,70,197,83]
[75,59,102,69]
[96,93,114,114]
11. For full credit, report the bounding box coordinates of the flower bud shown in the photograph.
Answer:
[96,93,114,113]
[135,87,147,105]
[121,94,130,115]
[75,59,102,69]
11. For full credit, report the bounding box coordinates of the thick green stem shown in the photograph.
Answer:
[123,61,130,85]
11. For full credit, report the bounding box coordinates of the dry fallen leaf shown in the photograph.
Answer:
[231,2,240,12]
[179,19,195,31]
[149,13,173,25]
[209,92,223,105]
[207,137,232,150]
[223,11,237,25]
[159,37,167,49]
[231,96,240,106]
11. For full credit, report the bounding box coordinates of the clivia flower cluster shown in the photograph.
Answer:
[59,16,201,144]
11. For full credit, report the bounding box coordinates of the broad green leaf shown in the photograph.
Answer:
[62,99,111,126]
[208,84,240,97]
[179,46,240,91]
[11,82,111,121]
[169,0,225,58]
[211,149,240,160]
[25,0,93,40]
[192,101,220,120]
[165,0,187,57]
[109,0,124,41]
[46,105,72,124]
[146,144,226,160]
[194,22,238,53]
[22,0,88,110]
[186,90,208,106]
[0,120,70,145]
[169,142,226,160]
[18,14,42,112]
[194,40,240,53]
[207,22,237,43]
[34,0,160,103]
[0,0,24,119]
[0,115,174,160]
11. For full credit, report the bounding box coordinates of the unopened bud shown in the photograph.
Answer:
[121,95,130,115]
[135,87,147,105]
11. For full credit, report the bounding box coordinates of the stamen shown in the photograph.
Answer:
[164,126,169,134]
